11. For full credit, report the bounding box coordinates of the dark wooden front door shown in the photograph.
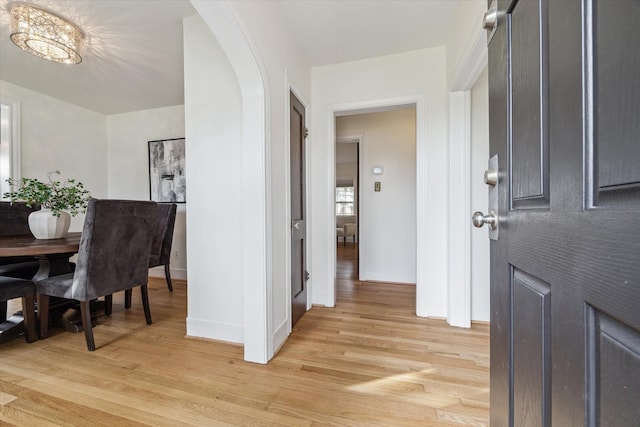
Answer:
[290,92,307,327]
[487,0,640,425]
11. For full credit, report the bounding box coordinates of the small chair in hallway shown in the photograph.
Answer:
[336,226,345,246]
[336,214,357,247]
[343,222,357,246]
[36,199,156,351]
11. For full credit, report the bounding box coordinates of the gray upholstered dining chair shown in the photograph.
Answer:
[124,202,177,309]
[0,202,40,326]
[150,203,178,292]
[36,198,157,351]
[0,201,40,280]
[0,276,37,343]
[0,201,36,235]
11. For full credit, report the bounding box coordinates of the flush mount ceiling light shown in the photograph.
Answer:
[10,4,84,65]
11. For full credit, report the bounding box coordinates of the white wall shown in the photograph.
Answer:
[191,0,312,361]
[470,67,490,322]
[183,15,245,342]
[310,47,448,317]
[226,1,312,351]
[336,109,416,283]
[0,80,108,231]
[106,105,187,279]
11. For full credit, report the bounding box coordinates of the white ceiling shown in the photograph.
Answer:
[0,0,465,115]
[272,0,460,67]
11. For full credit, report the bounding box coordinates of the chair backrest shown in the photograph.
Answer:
[344,222,357,237]
[72,199,156,301]
[0,201,41,268]
[149,203,177,267]
[336,214,356,229]
[0,201,38,236]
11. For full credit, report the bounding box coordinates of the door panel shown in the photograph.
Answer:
[488,0,640,425]
[510,0,548,207]
[290,92,307,327]
[587,308,640,426]
[512,270,550,427]
[591,0,640,205]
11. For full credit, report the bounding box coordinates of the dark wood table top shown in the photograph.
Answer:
[0,232,81,257]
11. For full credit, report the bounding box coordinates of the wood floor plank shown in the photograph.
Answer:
[1,266,489,426]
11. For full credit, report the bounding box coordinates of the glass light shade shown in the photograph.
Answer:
[10,4,84,65]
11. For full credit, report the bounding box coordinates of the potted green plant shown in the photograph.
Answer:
[3,170,91,239]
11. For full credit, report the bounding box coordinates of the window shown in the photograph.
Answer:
[0,99,21,200]
[336,186,354,215]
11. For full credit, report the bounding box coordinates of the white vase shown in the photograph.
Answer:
[28,209,71,239]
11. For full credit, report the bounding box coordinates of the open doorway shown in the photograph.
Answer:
[335,138,359,280]
[334,107,417,290]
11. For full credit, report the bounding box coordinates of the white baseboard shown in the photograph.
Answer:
[272,318,289,355]
[149,266,187,280]
[360,270,416,285]
[186,317,243,344]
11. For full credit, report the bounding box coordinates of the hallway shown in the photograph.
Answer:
[336,241,358,280]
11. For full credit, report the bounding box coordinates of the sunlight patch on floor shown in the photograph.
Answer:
[0,391,18,406]
[345,369,463,406]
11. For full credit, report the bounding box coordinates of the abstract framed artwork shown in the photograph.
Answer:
[148,138,186,203]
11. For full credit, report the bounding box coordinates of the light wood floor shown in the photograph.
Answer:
[336,241,359,280]
[1,274,489,426]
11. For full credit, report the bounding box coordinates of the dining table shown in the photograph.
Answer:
[0,232,82,280]
[0,232,83,343]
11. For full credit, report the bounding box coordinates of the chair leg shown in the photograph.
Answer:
[21,294,37,343]
[140,285,152,325]
[105,294,113,316]
[124,289,132,309]
[164,264,173,292]
[38,294,50,339]
[80,301,95,351]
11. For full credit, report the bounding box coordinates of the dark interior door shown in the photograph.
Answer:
[487,0,640,425]
[290,92,307,327]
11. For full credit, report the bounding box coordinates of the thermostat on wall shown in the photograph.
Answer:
[372,166,384,175]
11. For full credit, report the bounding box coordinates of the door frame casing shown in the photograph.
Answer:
[448,26,488,327]
[335,135,363,279]
[448,91,472,327]
[326,95,426,314]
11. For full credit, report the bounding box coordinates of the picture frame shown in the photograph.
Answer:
[148,138,186,203]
